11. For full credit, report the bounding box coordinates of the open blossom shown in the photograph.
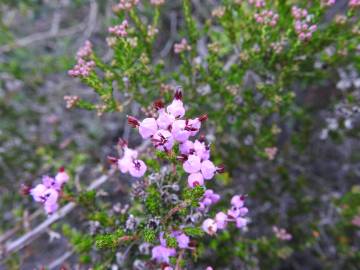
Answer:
[202,218,218,235]
[108,20,129,37]
[167,92,185,118]
[174,38,191,54]
[30,169,69,214]
[254,10,279,26]
[152,129,175,151]
[151,245,176,263]
[152,233,176,263]
[188,172,204,187]
[110,140,147,178]
[199,189,220,211]
[139,118,158,139]
[203,195,249,235]
[172,231,190,249]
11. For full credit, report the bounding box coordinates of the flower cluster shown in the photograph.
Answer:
[174,38,191,54]
[198,189,220,211]
[349,0,360,8]
[64,95,80,109]
[150,0,165,6]
[108,20,129,37]
[291,6,308,20]
[273,226,292,241]
[128,90,223,188]
[108,140,147,178]
[291,6,317,41]
[254,10,279,26]
[248,0,265,8]
[29,168,69,214]
[68,40,95,78]
[151,231,189,264]
[113,0,139,12]
[202,195,249,235]
[294,21,317,41]
[322,0,336,6]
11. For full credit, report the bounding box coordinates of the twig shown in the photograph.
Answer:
[0,141,150,261]
[162,202,187,225]
[175,249,185,270]
[0,209,42,244]
[0,23,85,54]
[47,249,74,270]
[0,169,115,261]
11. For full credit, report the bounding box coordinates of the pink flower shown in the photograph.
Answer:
[186,114,207,136]
[201,160,217,180]
[76,40,92,59]
[231,195,245,208]
[113,0,139,11]
[215,212,228,229]
[167,99,185,118]
[172,231,190,249]
[156,109,175,130]
[188,172,204,187]
[151,245,176,263]
[129,159,147,178]
[171,120,190,142]
[323,0,336,6]
[108,20,129,37]
[55,168,69,187]
[150,0,165,5]
[236,217,248,228]
[179,140,194,155]
[30,184,48,202]
[273,226,292,241]
[265,147,278,160]
[118,157,132,173]
[199,189,220,210]
[193,140,210,161]
[174,38,191,54]
[152,129,174,151]
[42,175,61,191]
[30,183,60,214]
[68,58,95,78]
[351,215,360,227]
[183,155,201,173]
[349,0,360,8]
[139,118,158,139]
[291,6,308,20]
[202,218,218,235]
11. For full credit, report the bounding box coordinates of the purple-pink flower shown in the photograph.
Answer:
[110,140,147,178]
[30,169,69,214]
